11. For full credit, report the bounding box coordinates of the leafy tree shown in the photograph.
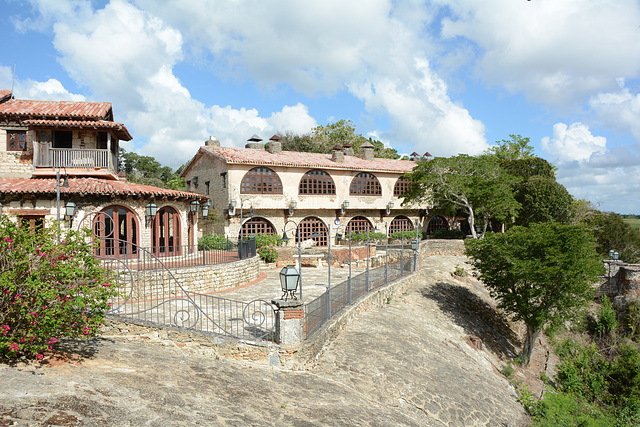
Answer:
[0,217,117,359]
[514,176,574,226]
[486,134,535,161]
[119,149,185,190]
[279,119,399,159]
[582,211,640,263]
[465,223,603,365]
[403,154,520,238]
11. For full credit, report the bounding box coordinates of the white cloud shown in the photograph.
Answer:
[542,122,606,163]
[589,83,640,143]
[439,0,640,107]
[0,64,85,101]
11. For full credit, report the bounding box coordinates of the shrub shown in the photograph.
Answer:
[390,230,421,241]
[595,295,618,338]
[0,217,117,360]
[257,246,278,263]
[349,232,386,242]
[198,234,232,250]
[453,265,467,277]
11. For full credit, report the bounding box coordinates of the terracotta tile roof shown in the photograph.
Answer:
[0,99,112,120]
[23,118,132,140]
[0,178,206,200]
[0,90,11,103]
[197,146,416,174]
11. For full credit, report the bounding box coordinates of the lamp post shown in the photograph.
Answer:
[55,169,70,240]
[282,219,303,301]
[608,249,620,295]
[239,199,254,239]
[279,265,300,300]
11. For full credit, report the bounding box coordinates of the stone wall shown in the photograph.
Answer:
[420,239,466,259]
[621,265,640,296]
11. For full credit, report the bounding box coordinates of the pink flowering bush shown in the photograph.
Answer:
[0,216,117,359]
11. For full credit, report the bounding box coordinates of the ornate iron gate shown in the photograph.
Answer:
[82,212,276,343]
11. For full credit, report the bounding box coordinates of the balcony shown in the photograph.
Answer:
[33,147,119,179]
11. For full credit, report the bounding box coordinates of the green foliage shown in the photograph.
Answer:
[198,234,232,250]
[514,176,574,226]
[0,217,117,360]
[486,134,535,161]
[465,223,603,364]
[625,300,640,338]
[501,363,515,379]
[403,154,521,238]
[555,340,609,402]
[582,210,640,263]
[389,230,420,240]
[595,296,618,338]
[119,148,185,190]
[257,246,278,263]
[348,232,386,242]
[529,391,616,426]
[453,265,467,277]
[279,120,399,159]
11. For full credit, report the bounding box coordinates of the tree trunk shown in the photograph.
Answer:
[521,325,541,366]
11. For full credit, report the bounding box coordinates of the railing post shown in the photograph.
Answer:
[366,227,370,293]
[385,222,388,286]
[400,223,405,278]
[347,232,352,304]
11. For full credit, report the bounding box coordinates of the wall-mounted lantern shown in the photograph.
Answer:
[145,202,158,218]
[386,201,394,215]
[229,200,237,216]
[202,199,212,217]
[341,200,349,215]
[65,201,77,218]
[190,200,200,214]
[289,200,297,216]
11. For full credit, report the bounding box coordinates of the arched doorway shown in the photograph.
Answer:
[152,206,181,256]
[93,205,139,257]
[346,216,373,234]
[389,216,414,234]
[297,217,328,247]
[427,216,449,235]
[238,217,276,240]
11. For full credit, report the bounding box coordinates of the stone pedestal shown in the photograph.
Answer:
[271,299,304,346]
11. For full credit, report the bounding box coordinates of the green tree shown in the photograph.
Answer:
[465,223,603,365]
[403,154,520,238]
[582,211,640,263]
[514,176,574,226]
[279,119,399,159]
[486,134,535,161]
[119,149,185,190]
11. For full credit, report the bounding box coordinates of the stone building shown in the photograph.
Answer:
[181,134,428,246]
[0,90,208,253]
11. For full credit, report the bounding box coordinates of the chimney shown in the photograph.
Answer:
[267,134,282,154]
[360,141,375,161]
[205,136,220,148]
[332,144,344,163]
[245,134,265,150]
[410,151,420,161]
[343,142,355,156]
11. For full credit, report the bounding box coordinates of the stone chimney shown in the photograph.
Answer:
[332,144,344,163]
[245,134,265,149]
[360,141,375,161]
[343,142,355,156]
[410,151,420,161]
[205,136,220,148]
[267,134,282,154]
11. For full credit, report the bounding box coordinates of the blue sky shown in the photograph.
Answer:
[2,0,640,214]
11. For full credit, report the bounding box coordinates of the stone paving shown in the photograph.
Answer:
[0,254,528,426]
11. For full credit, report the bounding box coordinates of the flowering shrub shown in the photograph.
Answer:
[0,216,117,360]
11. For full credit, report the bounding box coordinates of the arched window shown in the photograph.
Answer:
[240,167,283,194]
[239,217,276,240]
[427,216,449,235]
[389,216,414,234]
[299,169,336,195]
[93,205,139,257]
[349,172,382,196]
[296,217,328,247]
[346,216,373,234]
[152,206,181,256]
[393,176,410,197]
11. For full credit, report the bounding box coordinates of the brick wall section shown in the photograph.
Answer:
[621,265,640,296]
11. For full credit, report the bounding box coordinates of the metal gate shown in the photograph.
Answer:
[83,212,276,343]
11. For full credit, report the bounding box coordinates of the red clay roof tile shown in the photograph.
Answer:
[199,146,416,174]
[22,119,132,140]
[0,99,112,120]
[0,177,206,200]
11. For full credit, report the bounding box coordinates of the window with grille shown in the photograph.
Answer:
[346,216,373,234]
[299,169,336,195]
[296,217,327,247]
[239,217,276,239]
[427,216,448,235]
[240,167,283,194]
[393,176,410,197]
[7,130,27,151]
[349,172,382,196]
[389,216,414,233]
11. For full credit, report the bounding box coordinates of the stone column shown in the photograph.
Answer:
[271,299,304,346]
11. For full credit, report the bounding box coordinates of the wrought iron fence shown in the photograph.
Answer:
[304,253,415,339]
[95,238,256,270]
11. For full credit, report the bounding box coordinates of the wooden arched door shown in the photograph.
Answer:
[93,205,139,257]
[152,206,182,256]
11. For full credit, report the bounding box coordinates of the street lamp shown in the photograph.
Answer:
[190,200,200,214]
[202,199,211,217]
[279,265,300,300]
[239,199,254,239]
[608,249,620,295]
[282,219,303,301]
[56,169,70,240]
